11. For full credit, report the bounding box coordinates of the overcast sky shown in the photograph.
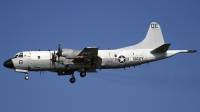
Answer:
[0,0,199,112]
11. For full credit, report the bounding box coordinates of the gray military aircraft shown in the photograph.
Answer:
[4,22,197,83]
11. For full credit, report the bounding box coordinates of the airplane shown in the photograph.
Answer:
[3,22,197,83]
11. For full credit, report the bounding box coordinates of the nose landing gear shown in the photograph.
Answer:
[25,73,29,80]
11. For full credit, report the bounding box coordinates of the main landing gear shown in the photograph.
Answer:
[80,71,86,77]
[25,73,29,80]
[69,72,87,83]
[69,74,76,83]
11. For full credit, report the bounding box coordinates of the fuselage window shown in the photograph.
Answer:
[38,56,40,59]
[114,54,117,57]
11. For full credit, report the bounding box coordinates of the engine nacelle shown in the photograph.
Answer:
[61,49,81,59]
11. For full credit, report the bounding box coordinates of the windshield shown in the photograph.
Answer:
[18,54,23,57]
[14,52,23,58]
[14,55,18,58]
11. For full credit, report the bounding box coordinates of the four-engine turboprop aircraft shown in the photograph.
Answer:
[3,22,197,83]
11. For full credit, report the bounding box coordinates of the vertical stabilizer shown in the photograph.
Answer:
[118,22,165,49]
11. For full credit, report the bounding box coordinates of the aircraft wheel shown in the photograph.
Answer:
[70,78,76,83]
[25,75,29,80]
[80,71,86,77]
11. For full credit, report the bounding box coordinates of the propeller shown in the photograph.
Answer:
[50,51,57,68]
[51,51,56,62]
[56,43,62,62]
[50,44,63,67]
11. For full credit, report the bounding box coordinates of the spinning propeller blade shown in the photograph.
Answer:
[50,51,57,68]
[50,44,63,66]
[56,43,62,62]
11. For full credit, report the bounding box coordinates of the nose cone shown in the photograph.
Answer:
[3,59,14,68]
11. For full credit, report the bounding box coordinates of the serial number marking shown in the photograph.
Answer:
[133,57,144,61]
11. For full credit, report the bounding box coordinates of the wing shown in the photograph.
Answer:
[73,47,102,71]
[73,47,98,62]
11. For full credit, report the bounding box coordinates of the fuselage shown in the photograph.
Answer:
[4,49,179,72]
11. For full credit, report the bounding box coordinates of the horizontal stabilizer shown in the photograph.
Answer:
[151,44,171,53]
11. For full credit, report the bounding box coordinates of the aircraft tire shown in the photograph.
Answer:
[70,78,76,83]
[25,75,29,80]
[80,72,86,77]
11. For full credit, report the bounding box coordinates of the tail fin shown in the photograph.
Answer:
[118,22,165,49]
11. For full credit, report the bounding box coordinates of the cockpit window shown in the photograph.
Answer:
[14,55,18,58]
[14,52,24,58]
[18,55,23,57]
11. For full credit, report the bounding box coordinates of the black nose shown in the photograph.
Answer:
[3,59,14,68]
